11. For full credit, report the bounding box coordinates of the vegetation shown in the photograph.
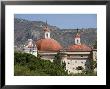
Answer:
[78,59,97,76]
[14,52,96,76]
[93,41,97,49]
[14,52,68,76]
[68,71,97,76]
[68,59,97,76]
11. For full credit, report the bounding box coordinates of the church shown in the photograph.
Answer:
[23,21,97,74]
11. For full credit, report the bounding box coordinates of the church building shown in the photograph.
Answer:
[61,29,93,74]
[36,21,62,62]
[23,21,97,74]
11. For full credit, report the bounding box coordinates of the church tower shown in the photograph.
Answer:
[44,20,50,39]
[75,28,81,45]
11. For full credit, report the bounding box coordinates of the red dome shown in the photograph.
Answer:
[36,38,62,51]
[67,44,91,52]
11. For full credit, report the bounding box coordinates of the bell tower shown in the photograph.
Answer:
[44,20,50,39]
[75,28,81,45]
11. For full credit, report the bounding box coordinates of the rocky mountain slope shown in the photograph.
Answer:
[14,18,97,49]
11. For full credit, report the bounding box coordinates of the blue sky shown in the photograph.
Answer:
[15,14,97,29]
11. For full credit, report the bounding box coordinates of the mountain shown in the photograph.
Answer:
[14,18,97,49]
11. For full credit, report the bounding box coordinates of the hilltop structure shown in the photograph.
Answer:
[23,21,97,74]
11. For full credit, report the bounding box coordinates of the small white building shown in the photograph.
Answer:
[23,39,37,57]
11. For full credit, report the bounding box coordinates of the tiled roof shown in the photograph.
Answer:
[36,38,62,51]
[67,44,91,52]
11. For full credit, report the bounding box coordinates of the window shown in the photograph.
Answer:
[81,55,83,57]
[76,66,83,70]
[46,34,48,38]
[77,39,78,44]
[68,55,70,57]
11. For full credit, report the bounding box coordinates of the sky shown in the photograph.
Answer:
[15,14,97,29]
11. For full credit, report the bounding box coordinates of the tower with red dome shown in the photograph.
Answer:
[36,21,62,52]
[61,28,93,74]
[67,29,91,52]
[36,21,62,61]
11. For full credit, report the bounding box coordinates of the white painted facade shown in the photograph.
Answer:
[37,51,93,74]
[63,59,88,74]
[92,49,97,61]
[92,49,97,72]
[24,47,37,57]
[38,51,57,62]
[61,52,91,74]
[23,39,37,57]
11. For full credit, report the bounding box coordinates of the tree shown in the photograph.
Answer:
[14,51,68,76]
[85,59,97,75]
[93,41,97,49]
[53,52,62,65]
[37,53,41,60]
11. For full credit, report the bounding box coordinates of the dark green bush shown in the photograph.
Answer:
[14,52,68,76]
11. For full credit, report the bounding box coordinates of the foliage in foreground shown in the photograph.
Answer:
[14,52,96,76]
[14,52,68,76]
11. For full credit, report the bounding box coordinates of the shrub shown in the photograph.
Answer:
[14,52,68,76]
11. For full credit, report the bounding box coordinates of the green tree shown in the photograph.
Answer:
[93,41,97,49]
[53,52,62,65]
[84,59,97,75]
[14,52,68,76]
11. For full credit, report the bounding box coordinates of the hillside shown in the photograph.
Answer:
[14,18,97,49]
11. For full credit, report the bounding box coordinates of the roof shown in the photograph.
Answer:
[36,38,62,51]
[67,44,92,52]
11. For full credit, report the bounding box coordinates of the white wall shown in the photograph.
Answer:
[93,50,97,61]
[62,54,90,74]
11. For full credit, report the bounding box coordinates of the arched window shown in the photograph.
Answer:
[77,39,79,44]
[46,33,48,38]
